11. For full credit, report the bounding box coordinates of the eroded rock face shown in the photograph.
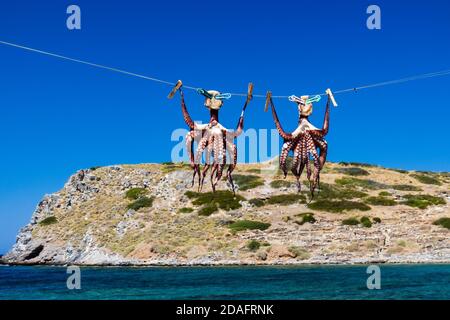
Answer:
[3,162,450,265]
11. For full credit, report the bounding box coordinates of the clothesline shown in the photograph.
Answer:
[1,40,450,99]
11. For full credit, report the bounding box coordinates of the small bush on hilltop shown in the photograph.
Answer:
[125,188,148,200]
[39,216,57,226]
[246,240,261,251]
[433,218,450,230]
[228,220,271,233]
[127,196,154,210]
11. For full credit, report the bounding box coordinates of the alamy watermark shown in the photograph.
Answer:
[66,266,81,290]
[171,127,281,164]
[366,265,381,290]
[66,5,81,30]
[367,5,381,30]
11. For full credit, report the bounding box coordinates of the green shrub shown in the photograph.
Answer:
[185,190,245,211]
[378,191,391,197]
[360,216,372,228]
[439,172,450,179]
[295,213,316,225]
[308,200,371,213]
[337,167,370,176]
[198,204,218,216]
[335,177,388,190]
[315,183,368,200]
[248,198,266,207]
[391,184,422,191]
[161,162,191,173]
[335,177,424,192]
[127,196,154,210]
[228,220,271,232]
[39,216,57,226]
[401,194,446,209]
[233,175,265,191]
[270,180,292,189]
[391,169,408,174]
[246,240,261,251]
[339,162,378,168]
[125,188,148,200]
[365,196,396,206]
[343,216,374,227]
[397,240,407,247]
[342,217,359,226]
[267,194,306,205]
[373,217,382,223]
[433,218,450,230]
[178,207,194,213]
[288,246,310,260]
[411,174,442,186]
[89,166,101,171]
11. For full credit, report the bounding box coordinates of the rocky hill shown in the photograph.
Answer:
[2,160,449,265]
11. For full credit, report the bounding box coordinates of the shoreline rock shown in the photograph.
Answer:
[3,162,449,266]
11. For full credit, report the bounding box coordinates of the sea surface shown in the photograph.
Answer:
[0,264,449,300]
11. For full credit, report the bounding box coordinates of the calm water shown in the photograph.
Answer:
[0,264,449,300]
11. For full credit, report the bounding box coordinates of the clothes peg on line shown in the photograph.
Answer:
[247,83,254,101]
[264,91,272,112]
[167,80,183,99]
[326,88,338,107]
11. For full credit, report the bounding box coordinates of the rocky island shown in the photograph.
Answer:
[2,159,449,266]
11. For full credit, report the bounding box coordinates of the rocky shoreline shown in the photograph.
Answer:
[3,161,449,266]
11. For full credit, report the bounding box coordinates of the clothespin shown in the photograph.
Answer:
[197,88,213,99]
[326,88,338,107]
[247,83,254,101]
[306,95,321,104]
[288,95,303,104]
[167,80,183,99]
[214,93,232,100]
[264,91,272,112]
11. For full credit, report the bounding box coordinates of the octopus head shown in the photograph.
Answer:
[204,90,223,110]
[297,95,313,117]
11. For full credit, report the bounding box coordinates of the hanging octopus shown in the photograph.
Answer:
[168,81,253,194]
[266,91,332,196]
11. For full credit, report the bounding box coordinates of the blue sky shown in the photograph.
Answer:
[0,0,449,253]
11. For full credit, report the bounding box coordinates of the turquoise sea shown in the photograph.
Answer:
[0,264,449,300]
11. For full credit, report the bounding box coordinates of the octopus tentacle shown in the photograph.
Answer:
[312,136,328,170]
[200,164,210,191]
[306,133,320,197]
[280,140,293,178]
[194,135,209,191]
[185,131,195,167]
[186,130,197,187]
[301,135,311,182]
[291,139,302,192]
[308,96,330,138]
[200,134,214,191]
[297,156,306,193]
[225,139,237,195]
[210,164,218,192]
[210,135,221,192]
[269,97,293,141]
[180,90,195,130]
[321,95,331,136]
[232,116,244,138]
[213,136,227,189]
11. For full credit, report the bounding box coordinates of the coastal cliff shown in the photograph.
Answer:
[2,160,449,266]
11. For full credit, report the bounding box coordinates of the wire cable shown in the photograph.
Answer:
[1,40,450,99]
